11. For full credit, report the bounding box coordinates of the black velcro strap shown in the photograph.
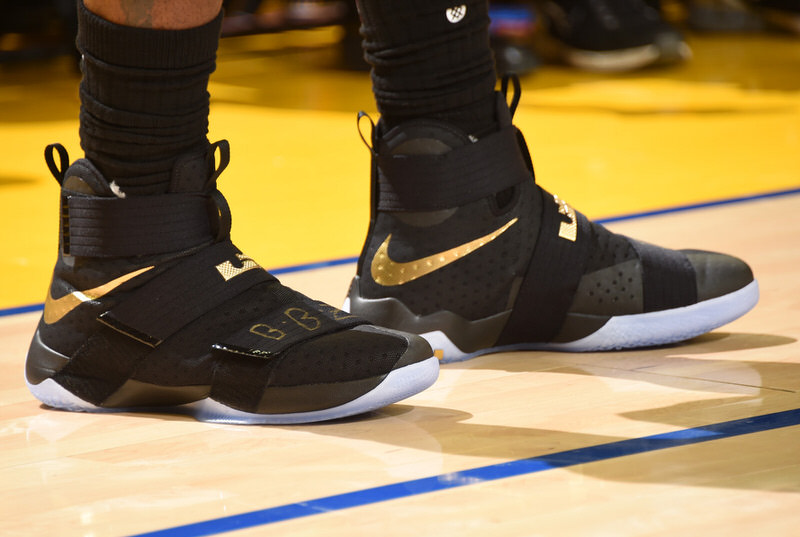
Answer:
[630,239,697,312]
[497,192,593,345]
[377,125,530,211]
[215,295,366,358]
[98,241,274,346]
[64,192,213,257]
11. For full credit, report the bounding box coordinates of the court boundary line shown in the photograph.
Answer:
[130,408,800,537]
[2,185,798,319]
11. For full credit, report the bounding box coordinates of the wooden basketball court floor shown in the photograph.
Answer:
[1,28,799,536]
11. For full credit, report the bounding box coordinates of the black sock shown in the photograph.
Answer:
[77,1,222,195]
[356,0,498,136]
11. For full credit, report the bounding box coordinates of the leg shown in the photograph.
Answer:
[346,0,757,362]
[357,0,497,137]
[84,0,221,28]
[25,1,438,423]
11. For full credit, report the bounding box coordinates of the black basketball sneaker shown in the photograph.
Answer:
[750,0,800,33]
[535,0,690,71]
[25,141,438,424]
[345,77,758,363]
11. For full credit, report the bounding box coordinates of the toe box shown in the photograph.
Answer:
[683,249,754,301]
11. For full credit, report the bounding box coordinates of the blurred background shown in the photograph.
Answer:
[1,0,799,74]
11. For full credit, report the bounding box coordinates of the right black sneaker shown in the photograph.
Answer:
[749,0,800,33]
[535,0,691,71]
[26,141,438,424]
[345,78,758,363]
[685,0,766,32]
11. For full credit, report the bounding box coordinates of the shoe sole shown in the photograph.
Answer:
[566,43,662,72]
[370,280,758,363]
[26,356,439,425]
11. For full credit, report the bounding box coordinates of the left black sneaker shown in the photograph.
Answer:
[345,78,758,363]
[26,140,438,424]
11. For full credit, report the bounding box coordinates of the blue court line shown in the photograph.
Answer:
[593,186,800,225]
[0,303,45,317]
[131,408,800,537]
[2,184,798,320]
[269,255,359,276]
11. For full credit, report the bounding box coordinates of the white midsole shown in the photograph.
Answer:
[423,280,759,363]
[26,356,439,425]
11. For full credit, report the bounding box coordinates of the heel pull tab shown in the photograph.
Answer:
[356,111,377,157]
[501,74,521,119]
[44,144,70,185]
[207,140,231,187]
[205,140,232,242]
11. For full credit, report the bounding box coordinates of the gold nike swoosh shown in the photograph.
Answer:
[371,218,518,287]
[43,266,154,325]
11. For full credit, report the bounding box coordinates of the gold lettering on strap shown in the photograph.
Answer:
[285,308,321,331]
[250,324,286,340]
[216,254,260,281]
[554,195,577,242]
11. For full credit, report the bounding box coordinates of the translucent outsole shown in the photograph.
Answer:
[26,356,439,425]
[423,280,760,363]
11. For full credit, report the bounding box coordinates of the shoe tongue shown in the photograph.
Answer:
[61,148,214,198]
[62,159,116,197]
[379,92,513,156]
[379,119,474,157]
[169,147,215,193]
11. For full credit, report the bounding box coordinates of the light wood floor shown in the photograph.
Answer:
[1,27,799,537]
[2,194,799,536]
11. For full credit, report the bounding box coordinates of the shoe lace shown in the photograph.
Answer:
[501,73,521,118]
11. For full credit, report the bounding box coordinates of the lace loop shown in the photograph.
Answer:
[500,74,521,118]
[356,111,377,156]
[45,143,70,184]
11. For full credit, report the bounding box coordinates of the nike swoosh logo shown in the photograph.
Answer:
[371,218,518,287]
[43,266,154,325]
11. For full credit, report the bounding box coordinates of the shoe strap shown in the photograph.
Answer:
[53,241,367,406]
[61,190,222,257]
[497,192,699,344]
[376,124,531,211]
[497,190,594,344]
[97,241,274,347]
[96,239,367,351]
[214,296,365,359]
[630,239,697,311]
